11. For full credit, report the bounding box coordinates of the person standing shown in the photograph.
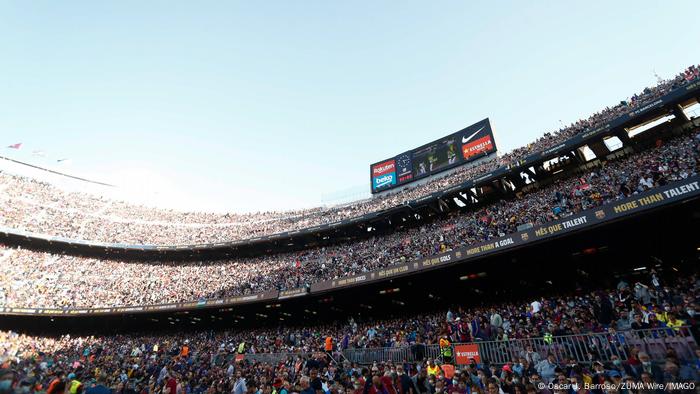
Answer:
[233,371,247,394]
[396,366,415,394]
[325,336,334,357]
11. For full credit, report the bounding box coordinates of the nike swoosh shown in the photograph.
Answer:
[462,125,486,144]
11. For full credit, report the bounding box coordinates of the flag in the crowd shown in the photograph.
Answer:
[403,238,411,245]
[32,150,46,157]
[295,260,301,269]
[6,143,21,149]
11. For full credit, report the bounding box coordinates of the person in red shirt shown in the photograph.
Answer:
[353,374,366,394]
[457,319,471,343]
[626,347,641,367]
[45,371,66,394]
[448,379,467,394]
[368,375,389,394]
[165,371,177,394]
[380,372,397,394]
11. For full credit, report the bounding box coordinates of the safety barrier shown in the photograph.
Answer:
[214,351,346,366]
[343,327,697,366]
[214,352,305,366]
[343,344,441,365]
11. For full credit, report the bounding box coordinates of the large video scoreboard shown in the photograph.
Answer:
[370,118,497,193]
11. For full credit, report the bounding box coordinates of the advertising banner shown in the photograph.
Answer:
[462,135,495,159]
[278,287,309,300]
[454,344,481,364]
[371,159,397,191]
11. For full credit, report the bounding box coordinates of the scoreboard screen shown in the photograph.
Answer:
[370,118,497,193]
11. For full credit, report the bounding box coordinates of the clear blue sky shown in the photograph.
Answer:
[0,1,696,212]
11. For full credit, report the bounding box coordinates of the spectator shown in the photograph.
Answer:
[630,353,663,383]
[535,354,559,383]
[0,369,14,394]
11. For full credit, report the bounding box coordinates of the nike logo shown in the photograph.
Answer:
[462,125,486,144]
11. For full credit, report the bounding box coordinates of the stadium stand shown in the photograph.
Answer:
[1,129,698,309]
[0,270,697,393]
[0,65,698,246]
[1,66,699,394]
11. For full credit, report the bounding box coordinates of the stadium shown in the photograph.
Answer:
[1,4,700,394]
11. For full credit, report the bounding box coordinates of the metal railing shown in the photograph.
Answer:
[343,327,697,366]
[213,351,342,366]
[213,352,305,366]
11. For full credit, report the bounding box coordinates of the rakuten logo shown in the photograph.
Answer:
[372,160,396,176]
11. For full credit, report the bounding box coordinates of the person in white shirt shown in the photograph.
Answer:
[639,176,653,190]
[233,371,247,394]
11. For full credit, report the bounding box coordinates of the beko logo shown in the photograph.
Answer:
[462,125,486,144]
[374,174,394,187]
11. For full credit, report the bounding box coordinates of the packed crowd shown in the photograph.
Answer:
[1,65,699,245]
[0,271,697,393]
[1,129,699,309]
